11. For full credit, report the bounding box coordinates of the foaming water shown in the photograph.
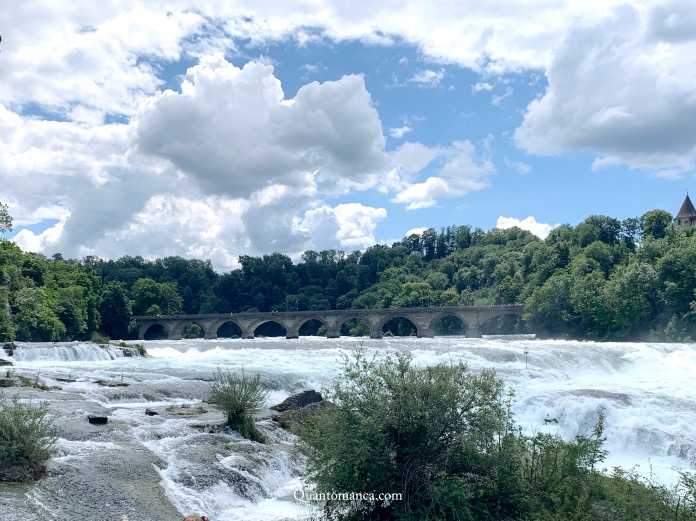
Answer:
[7,337,696,518]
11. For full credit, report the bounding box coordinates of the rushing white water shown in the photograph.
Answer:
[5,337,696,519]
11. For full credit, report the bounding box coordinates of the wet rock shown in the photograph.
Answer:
[87,415,108,425]
[2,341,16,356]
[145,408,159,416]
[273,401,327,431]
[95,379,129,387]
[0,358,12,366]
[270,389,323,412]
[0,460,46,482]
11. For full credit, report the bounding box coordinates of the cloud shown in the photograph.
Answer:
[496,216,559,239]
[293,203,388,251]
[391,140,495,210]
[408,68,445,88]
[389,126,413,139]
[471,82,493,93]
[503,156,531,175]
[514,2,696,171]
[134,56,387,197]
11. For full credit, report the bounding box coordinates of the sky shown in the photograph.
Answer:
[1,1,695,271]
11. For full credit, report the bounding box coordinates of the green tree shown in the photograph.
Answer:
[0,286,15,342]
[99,281,133,339]
[642,209,673,240]
[131,278,183,315]
[0,201,12,234]
[12,288,66,341]
[524,271,573,337]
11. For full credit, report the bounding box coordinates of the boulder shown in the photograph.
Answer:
[270,390,323,412]
[1,342,16,356]
[0,359,12,366]
[95,379,128,387]
[87,415,108,425]
[145,408,159,416]
[272,401,326,431]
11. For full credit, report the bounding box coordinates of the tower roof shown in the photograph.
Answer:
[676,194,696,219]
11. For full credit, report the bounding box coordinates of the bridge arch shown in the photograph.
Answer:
[427,311,471,336]
[211,319,244,338]
[140,322,170,340]
[170,319,209,339]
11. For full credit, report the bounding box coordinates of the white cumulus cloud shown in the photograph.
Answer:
[515,2,696,171]
[496,216,559,239]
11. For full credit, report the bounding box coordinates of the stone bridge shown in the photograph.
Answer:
[133,305,525,340]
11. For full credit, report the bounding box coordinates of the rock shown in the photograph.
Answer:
[272,401,326,431]
[0,359,12,366]
[95,379,128,387]
[0,460,46,482]
[145,408,159,416]
[270,390,323,412]
[0,378,14,387]
[87,415,108,425]
[2,342,16,356]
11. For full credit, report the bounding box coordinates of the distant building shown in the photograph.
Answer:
[674,194,696,228]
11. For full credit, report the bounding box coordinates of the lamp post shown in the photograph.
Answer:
[524,346,529,369]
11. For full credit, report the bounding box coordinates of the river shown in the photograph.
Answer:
[1,336,695,520]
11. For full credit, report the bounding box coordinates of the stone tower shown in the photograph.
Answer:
[674,193,696,228]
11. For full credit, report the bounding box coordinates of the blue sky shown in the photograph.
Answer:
[1,1,694,270]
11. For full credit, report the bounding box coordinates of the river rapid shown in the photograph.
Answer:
[1,336,695,520]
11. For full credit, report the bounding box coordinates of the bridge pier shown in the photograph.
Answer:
[204,333,217,339]
[370,328,383,339]
[417,328,435,338]
[467,326,482,338]
[286,329,300,339]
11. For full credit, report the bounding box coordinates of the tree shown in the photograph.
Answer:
[0,201,12,234]
[12,288,66,341]
[524,271,574,336]
[642,209,673,240]
[99,281,133,339]
[131,278,183,315]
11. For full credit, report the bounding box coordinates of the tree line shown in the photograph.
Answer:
[1,201,695,342]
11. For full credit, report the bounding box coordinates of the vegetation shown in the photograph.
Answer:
[0,392,59,482]
[2,197,696,341]
[297,350,696,520]
[208,367,268,442]
[90,331,110,344]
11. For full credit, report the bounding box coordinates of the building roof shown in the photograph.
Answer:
[675,194,696,219]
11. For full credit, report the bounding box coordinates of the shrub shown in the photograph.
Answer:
[296,350,693,521]
[297,350,516,520]
[90,331,110,344]
[0,392,59,482]
[208,367,268,442]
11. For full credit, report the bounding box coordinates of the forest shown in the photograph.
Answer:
[1,201,695,342]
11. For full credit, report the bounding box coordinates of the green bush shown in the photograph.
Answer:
[0,392,59,482]
[297,350,516,520]
[90,331,110,344]
[296,350,696,521]
[208,367,268,442]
